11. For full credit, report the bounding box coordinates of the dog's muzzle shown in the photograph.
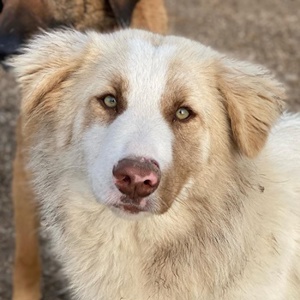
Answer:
[113,157,161,209]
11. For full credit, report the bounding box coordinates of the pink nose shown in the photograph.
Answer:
[112,157,161,201]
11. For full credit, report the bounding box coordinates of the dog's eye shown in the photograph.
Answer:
[103,95,117,108]
[175,107,191,120]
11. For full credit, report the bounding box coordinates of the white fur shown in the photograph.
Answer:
[12,29,300,300]
[83,38,175,210]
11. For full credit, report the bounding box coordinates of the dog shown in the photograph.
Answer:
[0,0,167,57]
[11,29,300,299]
[7,1,167,300]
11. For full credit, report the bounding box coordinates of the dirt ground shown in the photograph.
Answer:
[0,0,300,299]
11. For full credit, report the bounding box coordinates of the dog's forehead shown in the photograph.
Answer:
[86,33,216,116]
[123,37,177,109]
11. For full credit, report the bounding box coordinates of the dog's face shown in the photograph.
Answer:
[12,30,284,219]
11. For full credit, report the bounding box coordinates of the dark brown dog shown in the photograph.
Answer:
[0,1,167,299]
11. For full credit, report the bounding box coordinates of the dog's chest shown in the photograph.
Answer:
[61,219,143,299]
[58,207,210,300]
[53,198,300,300]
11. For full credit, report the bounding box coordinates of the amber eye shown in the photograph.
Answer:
[175,107,191,120]
[103,95,117,108]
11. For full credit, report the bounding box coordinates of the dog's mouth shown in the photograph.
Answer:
[114,203,145,214]
[112,196,151,215]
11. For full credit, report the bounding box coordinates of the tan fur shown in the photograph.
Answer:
[12,29,300,300]
[216,61,285,157]
[131,0,168,33]
[12,117,41,300]
[11,3,168,300]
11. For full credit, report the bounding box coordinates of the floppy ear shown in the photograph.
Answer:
[109,0,168,34]
[108,0,140,27]
[10,30,89,118]
[217,59,285,158]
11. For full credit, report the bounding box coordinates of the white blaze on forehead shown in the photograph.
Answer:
[126,38,175,109]
[116,38,176,168]
[83,36,177,205]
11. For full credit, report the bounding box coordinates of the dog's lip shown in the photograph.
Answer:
[121,204,143,214]
[113,203,146,214]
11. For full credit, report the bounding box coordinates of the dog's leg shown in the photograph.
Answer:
[12,117,41,300]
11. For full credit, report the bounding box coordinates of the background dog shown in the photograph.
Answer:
[0,0,167,57]
[11,28,300,300]
[0,1,300,300]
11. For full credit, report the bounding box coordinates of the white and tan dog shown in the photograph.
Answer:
[12,29,300,299]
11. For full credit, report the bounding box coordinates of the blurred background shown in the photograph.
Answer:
[0,0,299,299]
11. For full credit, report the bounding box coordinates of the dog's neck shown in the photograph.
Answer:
[40,156,268,297]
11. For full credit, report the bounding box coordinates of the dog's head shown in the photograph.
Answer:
[0,0,167,59]
[11,29,285,219]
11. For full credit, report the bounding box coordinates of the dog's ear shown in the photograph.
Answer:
[108,0,140,27]
[217,59,285,158]
[10,30,88,118]
[109,0,168,34]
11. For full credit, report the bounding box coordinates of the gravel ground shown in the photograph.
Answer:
[1,0,300,299]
